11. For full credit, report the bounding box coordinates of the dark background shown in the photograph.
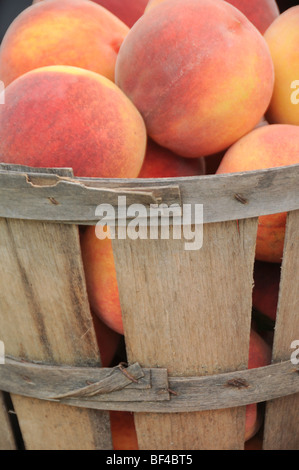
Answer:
[0,0,298,43]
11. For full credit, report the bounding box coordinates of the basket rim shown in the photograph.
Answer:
[0,162,299,224]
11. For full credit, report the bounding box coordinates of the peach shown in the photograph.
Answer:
[248,328,272,371]
[0,0,129,86]
[81,231,123,335]
[145,0,280,34]
[245,403,261,443]
[80,0,149,28]
[0,65,147,178]
[33,0,150,28]
[264,6,299,126]
[109,411,139,450]
[216,124,299,263]
[81,138,206,335]
[138,138,206,178]
[227,0,279,34]
[115,0,274,159]
[204,115,268,175]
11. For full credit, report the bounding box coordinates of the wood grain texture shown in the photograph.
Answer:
[0,216,112,449]
[263,210,299,450]
[1,358,298,413]
[0,163,299,224]
[112,219,258,449]
[0,392,16,450]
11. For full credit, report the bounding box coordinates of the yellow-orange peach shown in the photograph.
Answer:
[0,66,147,178]
[264,6,299,126]
[145,0,279,34]
[116,0,274,159]
[81,231,123,335]
[138,138,206,178]
[109,411,139,450]
[216,124,299,263]
[0,0,129,86]
[81,139,206,335]
[33,0,150,28]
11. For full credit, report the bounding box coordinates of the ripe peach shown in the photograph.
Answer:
[80,138,206,335]
[248,328,272,370]
[264,6,299,126]
[216,124,299,263]
[81,231,123,335]
[145,0,279,34]
[138,138,206,178]
[84,0,149,28]
[33,0,150,28]
[204,115,267,175]
[0,65,147,178]
[109,411,139,450]
[0,0,129,86]
[116,0,274,159]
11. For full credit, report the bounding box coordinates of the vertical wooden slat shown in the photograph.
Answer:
[263,210,299,450]
[112,218,258,450]
[0,218,112,450]
[0,392,16,450]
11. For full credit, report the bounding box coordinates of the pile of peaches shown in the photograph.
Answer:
[0,0,298,450]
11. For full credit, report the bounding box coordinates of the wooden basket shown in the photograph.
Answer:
[0,162,298,450]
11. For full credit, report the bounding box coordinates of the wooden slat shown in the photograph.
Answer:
[0,392,16,450]
[1,358,299,413]
[112,219,258,450]
[0,216,112,450]
[0,163,299,224]
[263,210,299,450]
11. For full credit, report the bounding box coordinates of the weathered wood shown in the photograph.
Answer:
[1,357,299,413]
[0,163,299,224]
[1,163,299,449]
[112,219,258,449]
[263,210,299,450]
[0,164,181,224]
[0,168,112,450]
[0,392,16,450]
